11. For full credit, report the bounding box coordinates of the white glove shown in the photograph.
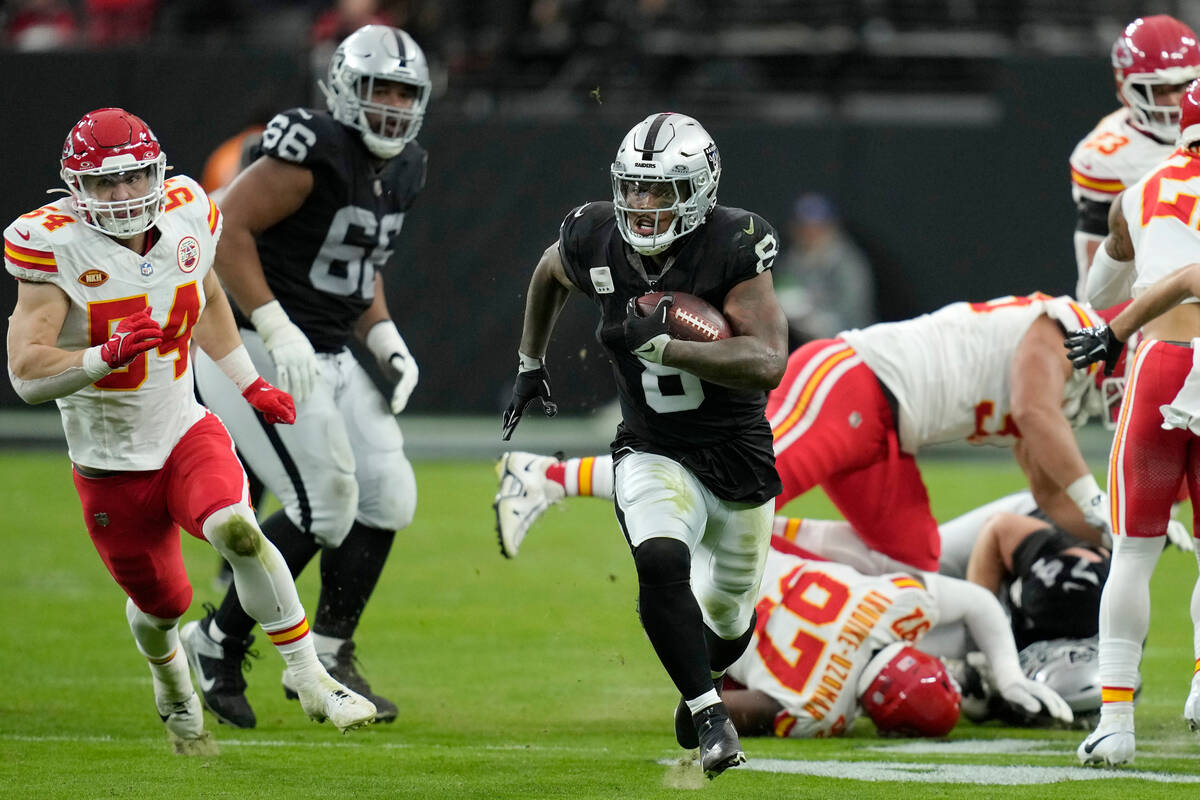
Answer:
[1066,474,1113,548]
[998,677,1074,724]
[1167,518,1195,552]
[250,300,320,403]
[366,320,418,414]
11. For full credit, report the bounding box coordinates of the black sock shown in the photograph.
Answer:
[704,611,757,674]
[633,538,711,700]
[314,521,396,640]
[213,509,319,640]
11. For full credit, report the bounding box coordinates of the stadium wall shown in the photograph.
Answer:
[0,52,1113,415]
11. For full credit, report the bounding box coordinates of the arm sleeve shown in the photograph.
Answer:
[923,572,1023,688]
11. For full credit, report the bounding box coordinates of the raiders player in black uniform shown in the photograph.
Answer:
[501,112,788,779]
[187,25,429,729]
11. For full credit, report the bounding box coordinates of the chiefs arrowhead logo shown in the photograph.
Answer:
[78,269,109,287]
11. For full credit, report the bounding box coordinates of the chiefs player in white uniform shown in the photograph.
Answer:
[720,536,1070,738]
[497,293,1110,574]
[1069,15,1200,299]
[1066,80,1200,767]
[4,108,376,751]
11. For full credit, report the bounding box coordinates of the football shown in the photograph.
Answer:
[635,291,731,342]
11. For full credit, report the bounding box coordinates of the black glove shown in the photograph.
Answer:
[501,362,558,441]
[624,295,673,363]
[1064,324,1124,375]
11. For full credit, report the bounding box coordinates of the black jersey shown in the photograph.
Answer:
[247,109,427,352]
[558,201,782,505]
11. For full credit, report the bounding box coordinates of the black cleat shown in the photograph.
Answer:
[695,703,745,780]
[675,678,724,749]
[179,604,259,729]
[283,640,398,723]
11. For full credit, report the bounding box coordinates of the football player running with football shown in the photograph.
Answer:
[498,290,1113,577]
[501,112,789,779]
[4,108,377,753]
[188,25,430,728]
[1065,79,1200,767]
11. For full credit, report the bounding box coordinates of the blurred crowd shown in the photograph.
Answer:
[7,0,1200,101]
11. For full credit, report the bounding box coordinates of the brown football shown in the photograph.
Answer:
[635,291,731,342]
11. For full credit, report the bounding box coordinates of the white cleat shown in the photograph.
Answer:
[1185,673,1200,731]
[157,691,218,756]
[493,451,564,558]
[1078,709,1135,766]
[289,669,377,733]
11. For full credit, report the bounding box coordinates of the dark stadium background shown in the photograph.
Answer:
[0,2,1160,415]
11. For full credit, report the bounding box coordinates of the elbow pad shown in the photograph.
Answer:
[1087,246,1135,308]
[8,346,111,405]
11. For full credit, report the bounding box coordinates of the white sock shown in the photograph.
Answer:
[685,689,721,716]
[561,455,614,499]
[125,599,190,703]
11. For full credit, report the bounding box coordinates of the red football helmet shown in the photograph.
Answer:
[858,643,960,737]
[1112,15,1200,142]
[1180,78,1200,146]
[59,107,167,238]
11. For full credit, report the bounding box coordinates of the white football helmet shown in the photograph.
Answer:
[320,25,431,159]
[611,112,720,256]
[1018,637,1140,728]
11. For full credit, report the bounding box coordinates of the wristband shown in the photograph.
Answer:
[82,345,114,380]
[1065,473,1105,513]
[249,299,291,340]
[214,344,260,392]
[365,320,410,362]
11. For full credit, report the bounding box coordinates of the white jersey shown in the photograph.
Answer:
[840,294,1102,453]
[3,175,222,470]
[727,544,937,738]
[1121,150,1200,298]
[1070,109,1174,206]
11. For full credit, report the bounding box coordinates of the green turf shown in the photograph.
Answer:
[2,451,1200,798]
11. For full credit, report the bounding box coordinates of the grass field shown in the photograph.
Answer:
[3,449,1200,799]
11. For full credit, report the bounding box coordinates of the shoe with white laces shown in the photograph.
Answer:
[287,668,377,733]
[282,640,398,723]
[493,451,564,558]
[1078,708,1135,766]
[1185,672,1200,731]
[156,692,218,756]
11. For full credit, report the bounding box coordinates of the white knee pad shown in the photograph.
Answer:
[355,451,417,531]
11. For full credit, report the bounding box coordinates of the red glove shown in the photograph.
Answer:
[241,377,296,425]
[99,308,164,369]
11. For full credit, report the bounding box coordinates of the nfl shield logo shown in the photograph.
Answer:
[139,262,154,277]
[93,512,110,527]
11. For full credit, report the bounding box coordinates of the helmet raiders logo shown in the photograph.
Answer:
[704,143,720,175]
[1112,40,1134,69]
[177,236,200,272]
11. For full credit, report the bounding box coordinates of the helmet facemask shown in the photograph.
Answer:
[320,25,431,160]
[60,107,167,239]
[1119,74,1197,142]
[610,113,720,256]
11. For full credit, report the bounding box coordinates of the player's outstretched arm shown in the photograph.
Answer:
[1105,262,1200,341]
[502,243,574,440]
[356,273,418,414]
[657,270,788,391]
[7,281,159,403]
[924,572,1073,724]
[214,156,321,403]
[1086,196,1136,309]
[721,688,785,737]
[193,271,295,425]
